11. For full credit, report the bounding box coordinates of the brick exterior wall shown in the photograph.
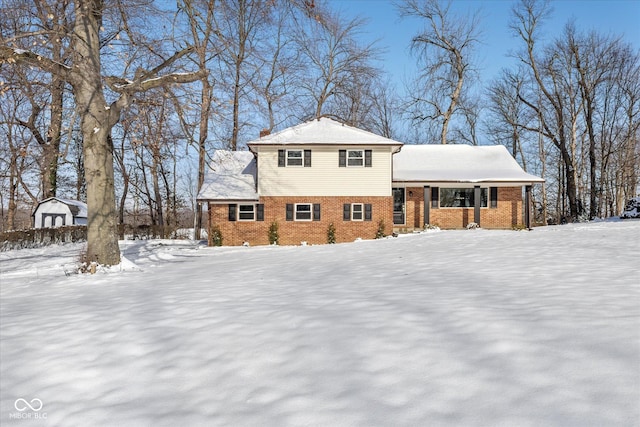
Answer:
[208,196,393,246]
[395,186,524,231]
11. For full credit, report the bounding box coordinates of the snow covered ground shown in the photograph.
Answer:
[1,220,639,427]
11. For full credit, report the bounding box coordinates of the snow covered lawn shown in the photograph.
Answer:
[1,220,639,426]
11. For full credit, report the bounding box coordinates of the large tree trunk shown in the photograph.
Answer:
[195,77,212,240]
[72,0,121,265]
[42,36,66,199]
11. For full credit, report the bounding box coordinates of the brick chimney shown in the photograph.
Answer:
[259,129,270,138]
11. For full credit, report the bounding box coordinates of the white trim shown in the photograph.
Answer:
[237,204,256,221]
[351,203,364,221]
[294,203,312,221]
[347,149,364,167]
[286,149,304,167]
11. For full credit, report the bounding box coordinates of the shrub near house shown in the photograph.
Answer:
[197,118,544,246]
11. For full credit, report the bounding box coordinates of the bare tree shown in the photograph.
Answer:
[0,1,71,199]
[486,68,533,164]
[1,0,206,265]
[254,0,306,132]
[368,80,401,139]
[0,88,40,230]
[214,0,270,150]
[399,0,482,145]
[178,0,218,239]
[294,6,380,120]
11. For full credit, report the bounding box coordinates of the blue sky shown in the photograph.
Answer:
[331,0,640,94]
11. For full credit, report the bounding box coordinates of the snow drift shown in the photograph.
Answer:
[1,220,638,426]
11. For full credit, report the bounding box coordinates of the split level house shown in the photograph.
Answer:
[197,118,544,246]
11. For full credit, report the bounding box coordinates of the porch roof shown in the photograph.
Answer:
[393,144,544,184]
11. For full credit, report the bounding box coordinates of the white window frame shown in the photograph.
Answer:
[237,204,256,221]
[295,203,312,221]
[286,149,304,167]
[351,203,364,221]
[347,150,364,167]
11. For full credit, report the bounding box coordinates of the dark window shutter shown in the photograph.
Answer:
[364,150,372,167]
[431,187,439,209]
[343,204,351,221]
[364,204,372,221]
[304,150,311,167]
[256,204,264,221]
[228,204,237,221]
[313,204,321,221]
[339,150,346,167]
[490,187,498,208]
[278,149,285,167]
[286,204,293,221]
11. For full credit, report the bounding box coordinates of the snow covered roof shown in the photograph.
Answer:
[247,117,403,147]
[33,197,88,218]
[393,144,545,184]
[197,150,259,202]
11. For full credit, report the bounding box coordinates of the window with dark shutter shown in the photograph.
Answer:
[304,150,312,167]
[364,150,372,167]
[431,187,439,208]
[295,204,312,221]
[343,204,351,221]
[490,187,498,208]
[313,204,321,221]
[228,204,237,221]
[257,204,264,221]
[286,204,293,221]
[364,204,372,221]
[339,150,346,167]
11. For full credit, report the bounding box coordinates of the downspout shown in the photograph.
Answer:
[474,185,481,226]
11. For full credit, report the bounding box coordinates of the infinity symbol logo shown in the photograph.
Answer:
[14,398,43,412]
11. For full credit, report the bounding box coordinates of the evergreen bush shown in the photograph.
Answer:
[375,219,386,239]
[268,221,279,245]
[211,225,223,246]
[327,222,336,244]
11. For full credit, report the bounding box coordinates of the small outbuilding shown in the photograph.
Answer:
[32,197,88,228]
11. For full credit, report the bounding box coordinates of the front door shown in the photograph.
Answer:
[393,188,405,225]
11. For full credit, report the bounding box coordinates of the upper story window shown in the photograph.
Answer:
[279,149,311,167]
[348,150,364,167]
[287,150,303,166]
[339,149,372,167]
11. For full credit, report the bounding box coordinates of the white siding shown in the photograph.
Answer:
[256,146,394,196]
[34,201,73,228]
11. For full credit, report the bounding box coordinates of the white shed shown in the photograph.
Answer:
[33,197,88,228]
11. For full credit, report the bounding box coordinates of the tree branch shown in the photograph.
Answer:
[0,45,72,81]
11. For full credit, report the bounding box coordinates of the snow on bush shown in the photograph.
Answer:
[621,197,640,219]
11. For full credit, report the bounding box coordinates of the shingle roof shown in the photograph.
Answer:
[393,144,544,184]
[247,117,403,147]
[196,150,258,202]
